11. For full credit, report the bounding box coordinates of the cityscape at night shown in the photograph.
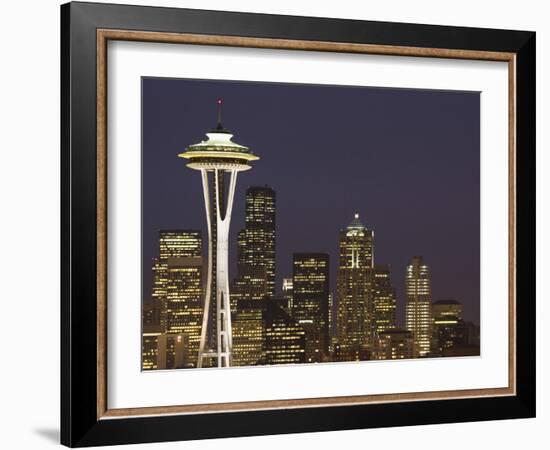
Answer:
[141,77,481,370]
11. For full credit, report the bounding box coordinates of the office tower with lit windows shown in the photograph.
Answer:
[264,298,306,365]
[432,299,467,356]
[328,292,334,337]
[282,278,293,310]
[372,329,414,360]
[232,298,306,366]
[142,329,190,370]
[142,299,160,371]
[156,333,188,369]
[178,100,259,368]
[292,253,330,363]
[142,328,161,370]
[232,186,276,309]
[142,298,162,370]
[405,256,432,357]
[372,265,397,335]
[143,298,161,328]
[150,230,203,367]
[336,213,374,360]
[232,300,266,366]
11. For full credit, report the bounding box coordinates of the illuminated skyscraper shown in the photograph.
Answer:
[232,298,306,366]
[372,265,397,335]
[156,333,189,369]
[142,299,161,370]
[264,298,306,365]
[292,253,330,363]
[282,278,293,310]
[336,213,374,360]
[372,329,414,360]
[328,292,334,337]
[142,328,161,370]
[432,299,466,356]
[150,230,203,367]
[405,256,432,357]
[232,186,276,308]
[178,100,259,368]
[232,300,265,366]
[142,330,190,370]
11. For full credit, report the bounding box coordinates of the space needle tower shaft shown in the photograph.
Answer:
[178,100,259,368]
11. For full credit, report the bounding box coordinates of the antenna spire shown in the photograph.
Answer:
[216,98,223,130]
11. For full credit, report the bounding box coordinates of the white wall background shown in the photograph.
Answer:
[0,1,546,449]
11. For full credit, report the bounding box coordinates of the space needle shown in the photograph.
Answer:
[178,100,259,368]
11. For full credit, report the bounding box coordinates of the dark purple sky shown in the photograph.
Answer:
[142,77,480,326]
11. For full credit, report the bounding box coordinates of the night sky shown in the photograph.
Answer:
[142,77,480,326]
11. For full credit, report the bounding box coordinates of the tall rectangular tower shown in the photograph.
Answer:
[292,253,330,363]
[372,265,397,335]
[405,256,432,357]
[432,299,466,356]
[336,213,374,360]
[150,230,203,367]
[232,186,276,307]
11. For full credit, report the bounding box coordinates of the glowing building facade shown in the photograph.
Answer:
[232,300,265,366]
[372,265,397,335]
[405,256,432,357]
[292,253,330,363]
[178,101,259,367]
[232,298,306,366]
[336,213,374,360]
[372,329,414,360]
[432,299,466,356]
[264,299,306,365]
[282,278,293,311]
[232,186,276,309]
[149,230,203,368]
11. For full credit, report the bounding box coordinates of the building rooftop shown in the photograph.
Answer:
[347,212,365,230]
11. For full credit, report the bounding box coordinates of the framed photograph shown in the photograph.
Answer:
[61,1,535,447]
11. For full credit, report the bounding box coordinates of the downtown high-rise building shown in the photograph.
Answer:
[372,329,414,360]
[232,298,306,366]
[336,213,374,360]
[431,299,466,356]
[142,298,162,370]
[372,265,397,335]
[232,300,265,366]
[150,230,203,367]
[405,256,432,357]
[232,186,276,307]
[282,278,293,311]
[264,298,306,365]
[292,253,330,363]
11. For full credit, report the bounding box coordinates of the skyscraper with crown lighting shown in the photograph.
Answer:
[336,213,374,360]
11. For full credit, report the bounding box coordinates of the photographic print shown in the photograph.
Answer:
[141,77,481,371]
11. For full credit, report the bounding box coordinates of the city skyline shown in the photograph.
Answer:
[144,216,480,369]
[144,106,480,367]
[142,77,480,327]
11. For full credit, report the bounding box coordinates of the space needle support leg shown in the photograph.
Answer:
[214,169,238,367]
[197,169,213,368]
[223,170,238,365]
